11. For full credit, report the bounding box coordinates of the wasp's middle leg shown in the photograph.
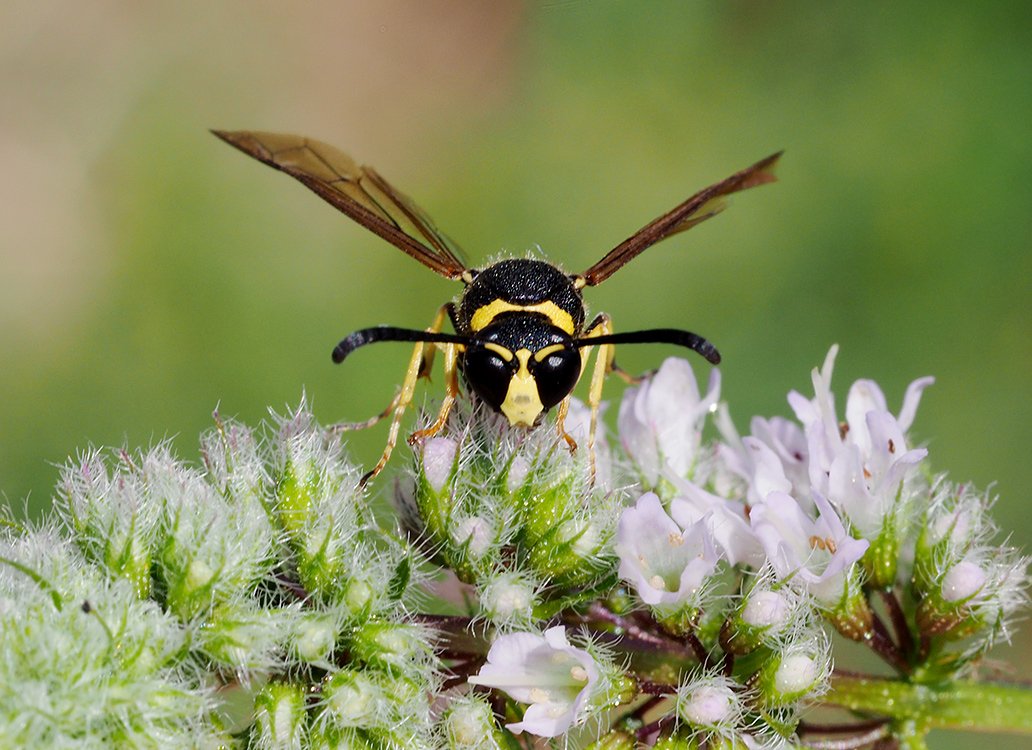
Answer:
[359,303,454,485]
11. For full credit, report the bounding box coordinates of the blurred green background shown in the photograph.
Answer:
[2,2,1029,745]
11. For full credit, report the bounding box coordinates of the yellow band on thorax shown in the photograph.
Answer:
[469,299,576,334]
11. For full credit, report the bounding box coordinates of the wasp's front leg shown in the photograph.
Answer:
[571,313,618,484]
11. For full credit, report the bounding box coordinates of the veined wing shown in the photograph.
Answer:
[213,130,468,279]
[580,151,782,286]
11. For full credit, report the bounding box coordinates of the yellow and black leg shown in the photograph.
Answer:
[553,397,578,452]
[408,340,461,444]
[361,304,457,485]
[329,304,467,485]
[574,313,618,484]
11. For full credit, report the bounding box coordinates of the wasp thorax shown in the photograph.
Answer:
[457,259,586,336]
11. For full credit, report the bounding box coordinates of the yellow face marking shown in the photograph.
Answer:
[470,299,576,335]
[484,342,514,361]
[500,348,544,426]
[533,343,566,362]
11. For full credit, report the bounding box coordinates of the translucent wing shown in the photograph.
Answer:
[212,130,468,279]
[580,151,782,286]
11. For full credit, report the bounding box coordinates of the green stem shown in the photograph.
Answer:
[823,672,1032,735]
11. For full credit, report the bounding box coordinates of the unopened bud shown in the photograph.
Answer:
[422,437,459,495]
[252,681,306,748]
[677,682,737,728]
[323,670,383,729]
[443,697,502,749]
[480,573,536,623]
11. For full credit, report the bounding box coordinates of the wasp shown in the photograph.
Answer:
[213,131,780,483]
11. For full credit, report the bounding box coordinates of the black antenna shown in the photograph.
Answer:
[332,326,471,363]
[574,328,720,365]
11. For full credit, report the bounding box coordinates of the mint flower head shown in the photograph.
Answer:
[2,347,1030,749]
[785,346,933,586]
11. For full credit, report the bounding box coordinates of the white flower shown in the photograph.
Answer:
[467,626,600,737]
[749,491,869,606]
[615,493,720,608]
[618,358,720,486]
[714,434,795,511]
[824,411,927,538]
[666,476,764,568]
[718,411,810,506]
[787,346,933,539]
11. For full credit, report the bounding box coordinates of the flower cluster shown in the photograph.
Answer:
[4,403,437,749]
[1,348,1028,749]
[427,348,1026,748]
[402,400,620,628]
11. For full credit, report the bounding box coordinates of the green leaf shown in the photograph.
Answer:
[387,556,411,601]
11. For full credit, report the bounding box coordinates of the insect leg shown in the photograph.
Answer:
[360,305,451,485]
[416,303,455,379]
[408,341,461,443]
[577,313,618,484]
[553,397,578,452]
[331,396,400,432]
[333,304,454,435]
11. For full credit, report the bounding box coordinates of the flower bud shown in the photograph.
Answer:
[721,588,796,654]
[676,679,740,731]
[413,437,461,544]
[343,578,375,618]
[252,681,306,749]
[754,643,829,707]
[57,451,160,598]
[942,560,988,603]
[442,696,504,749]
[348,621,429,675]
[197,603,281,674]
[422,437,459,494]
[451,515,494,561]
[323,670,384,729]
[292,613,339,666]
[862,515,903,591]
[821,577,875,643]
[528,515,609,584]
[480,571,537,624]
[917,559,989,639]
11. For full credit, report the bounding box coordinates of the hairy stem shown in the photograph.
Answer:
[822,673,1032,735]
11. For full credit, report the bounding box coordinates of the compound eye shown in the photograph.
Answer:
[531,347,581,409]
[463,346,513,412]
